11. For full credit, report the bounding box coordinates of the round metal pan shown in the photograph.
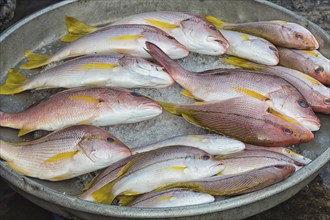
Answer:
[0,0,329,219]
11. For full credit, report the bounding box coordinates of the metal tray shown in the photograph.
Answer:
[0,0,329,219]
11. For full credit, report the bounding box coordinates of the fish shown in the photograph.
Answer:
[19,24,189,69]
[119,188,215,207]
[0,54,174,95]
[156,164,296,196]
[223,56,330,114]
[217,150,303,175]
[158,96,314,147]
[0,87,162,136]
[220,30,279,65]
[0,125,131,181]
[146,42,320,131]
[61,12,229,55]
[278,47,330,85]
[244,144,312,165]
[79,145,224,204]
[206,16,319,50]
[132,134,245,155]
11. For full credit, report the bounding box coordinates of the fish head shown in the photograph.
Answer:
[119,56,174,87]
[184,152,225,177]
[118,91,163,122]
[250,39,279,65]
[284,23,319,50]
[273,164,296,179]
[79,132,131,166]
[264,107,314,145]
[142,31,189,59]
[177,16,229,55]
[268,86,320,131]
[310,60,330,85]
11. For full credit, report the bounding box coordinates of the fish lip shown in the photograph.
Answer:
[299,118,321,131]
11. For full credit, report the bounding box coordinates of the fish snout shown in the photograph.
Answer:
[168,44,189,59]
[299,118,321,131]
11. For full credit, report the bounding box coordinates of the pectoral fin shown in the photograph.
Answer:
[144,19,179,29]
[161,165,186,171]
[44,150,79,163]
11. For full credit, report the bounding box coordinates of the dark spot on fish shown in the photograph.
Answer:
[107,137,114,142]
[166,35,175,40]
[201,154,211,160]
[314,66,324,74]
[209,25,217,31]
[274,165,285,169]
[295,33,303,40]
[130,92,143,97]
[284,128,293,136]
[298,99,309,108]
[324,98,330,105]
[269,46,277,51]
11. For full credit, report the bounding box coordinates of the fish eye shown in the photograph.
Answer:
[166,35,175,40]
[209,25,217,31]
[324,98,330,105]
[298,99,309,108]
[107,137,114,142]
[314,66,324,74]
[269,46,277,51]
[130,92,143,97]
[201,154,211,160]
[284,128,293,136]
[295,33,303,40]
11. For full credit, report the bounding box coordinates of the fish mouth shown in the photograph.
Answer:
[300,129,314,143]
[299,118,321,131]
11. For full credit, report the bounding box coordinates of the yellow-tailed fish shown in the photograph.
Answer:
[61,12,229,55]
[146,42,320,131]
[19,24,188,69]
[220,30,279,65]
[79,145,224,204]
[223,56,330,114]
[120,188,214,207]
[0,87,162,136]
[156,164,296,196]
[206,16,319,50]
[132,134,245,155]
[157,96,314,147]
[278,47,330,86]
[0,125,131,181]
[0,54,173,95]
[244,144,312,165]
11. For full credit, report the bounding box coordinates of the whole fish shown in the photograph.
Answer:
[223,56,330,114]
[146,42,320,131]
[206,16,319,50]
[278,48,330,85]
[0,125,131,181]
[120,188,215,207]
[220,30,279,65]
[0,87,162,136]
[80,146,224,204]
[19,24,189,69]
[132,134,245,155]
[158,96,314,147]
[61,12,229,55]
[0,54,174,95]
[244,144,312,165]
[157,164,296,195]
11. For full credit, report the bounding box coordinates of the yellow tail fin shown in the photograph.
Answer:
[222,56,264,71]
[19,50,50,69]
[60,16,98,42]
[156,100,181,115]
[117,195,139,206]
[205,15,225,28]
[0,69,28,95]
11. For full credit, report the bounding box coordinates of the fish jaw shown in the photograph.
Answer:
[172,17,229,55]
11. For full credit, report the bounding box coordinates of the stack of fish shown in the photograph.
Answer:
[0,11,328,209]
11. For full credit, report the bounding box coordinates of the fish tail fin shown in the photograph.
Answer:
[83,175,98,191]
[0,69,28,95]
[60,16,97,42]
[87,181,117,204]
[117,195,139,206]
[205,15,225,28]
[19,50,50,69]
[156,100,182,116]
[145,41,189,80]
[222,56,264,71]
